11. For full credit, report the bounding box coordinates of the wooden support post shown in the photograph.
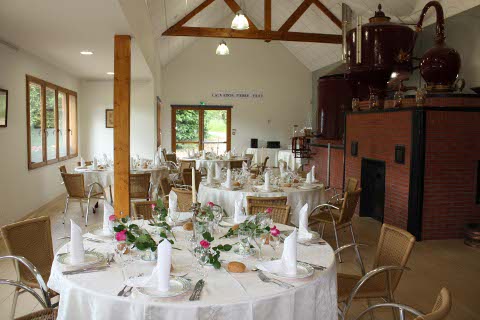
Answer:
[264,0,271,42]
[114,35,131,219]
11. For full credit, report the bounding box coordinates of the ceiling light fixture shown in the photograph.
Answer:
[106,72,114,75]
[216,40,230,55]
[231,10,249,30]
[80,51,93,55]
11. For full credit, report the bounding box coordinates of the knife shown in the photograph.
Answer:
[298,261,326,270]
[189,280,203,301]
[62,266,109,275]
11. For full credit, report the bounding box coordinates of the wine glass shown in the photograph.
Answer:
[169,208,180,227]
[270,235,281,258]
[196,247,210,279]
[255,229,268,261]
[238,229,251,256]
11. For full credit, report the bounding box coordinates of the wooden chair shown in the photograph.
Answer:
[248,204,291,224]
[337,223,416,320]
[246,196,287,214]
[132,201,157,221]
[76,161,92,167]
[181,168,201,190]
[171,187,193,212]
[1,218,58,318]
[250,156,269,175]
[58,165,67,174]
[129,173,151,200]
[61,173,106,226]
[353,287,451,320]
[229,160,244,169]
[308,189,361,262]
[165,153,177,163]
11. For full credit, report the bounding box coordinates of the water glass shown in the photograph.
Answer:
[238,229,252,255]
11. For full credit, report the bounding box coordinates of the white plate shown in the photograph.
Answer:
[297,184,321,190]
[58,251,104,267]
[253,186,281,193]
[267,262,315,279]
[90,226,114,238]
[297,231,320,243]
[136,277,191,298]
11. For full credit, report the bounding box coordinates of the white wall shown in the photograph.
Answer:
[162,38,312,151]
[0,44,80,225]
[79,80,155,160]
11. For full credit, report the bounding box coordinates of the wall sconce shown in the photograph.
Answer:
[395,145,405,164]
[351,141,358,157]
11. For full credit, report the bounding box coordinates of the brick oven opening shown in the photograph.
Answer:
[360,158,386,222]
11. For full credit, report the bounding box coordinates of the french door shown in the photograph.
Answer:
[171,105,231,158]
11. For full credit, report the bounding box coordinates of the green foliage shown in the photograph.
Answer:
[221,219,271,239]
[175,109,227,149]
[28,85,59,129]
[200,232,232,269]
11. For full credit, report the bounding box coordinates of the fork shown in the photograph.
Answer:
[257,271,293,289]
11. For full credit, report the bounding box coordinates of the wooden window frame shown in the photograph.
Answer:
[171,105,231,153]
[26,75,78,170]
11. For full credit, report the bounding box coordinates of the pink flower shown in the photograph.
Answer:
[199,239,210,249]
[265,208,273,214]
[108,215,116,221]
[115,230,127,241]
[207,202,215,207]
[151,204,156,210]
[270,226,280,237]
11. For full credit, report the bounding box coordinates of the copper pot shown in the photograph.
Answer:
[418,1,461,92]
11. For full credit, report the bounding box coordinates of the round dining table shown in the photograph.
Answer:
[47,222,337,320]
[197,182,326,226]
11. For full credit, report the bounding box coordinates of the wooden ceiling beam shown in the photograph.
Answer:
[265,0,271,32]
[163,0,215,35]
[278,0,313,32]
[223,0,258,31]
[312,0,342,29]
[163,26,342,44]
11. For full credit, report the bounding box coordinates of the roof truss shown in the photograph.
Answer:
[162,0,342,44]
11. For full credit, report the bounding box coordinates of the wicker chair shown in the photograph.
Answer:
[58,165,67,174]
[165,153,177,163]
[129,173,151,200]
[246,196,287,214]
[329,177,359,206]
[132,201,157,221]
[159,177,172,198]
[229,160,244,169]
[353,287,451,320]
[61,173,106,226]
[248,204,291,224]
[308,189,362,262]
[181,169,201,190]
[179,160,196,171]
[171,187,193,212]
[250,156,269,175]
[0,218,58,318]
[337,223,416,320]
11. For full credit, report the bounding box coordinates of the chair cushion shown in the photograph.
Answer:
[337,272,389,302]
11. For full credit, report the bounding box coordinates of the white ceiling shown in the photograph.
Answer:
[148,0,480,71]
[0,0,152,80]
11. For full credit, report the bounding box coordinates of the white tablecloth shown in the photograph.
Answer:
[197,183,326,226]
[183,158,250,175]
[48,223,337,320]
[75,167,169,187]
[277,150,302,171]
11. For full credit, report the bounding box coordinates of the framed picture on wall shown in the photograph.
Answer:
[0,88,8,128]
[105,109,114,128]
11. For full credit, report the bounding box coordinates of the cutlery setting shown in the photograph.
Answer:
[257,271,294,289]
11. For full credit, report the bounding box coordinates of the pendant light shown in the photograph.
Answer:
[231,10,249,30]
[216,40,230,55]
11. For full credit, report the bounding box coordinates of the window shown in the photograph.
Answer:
[171,105,231,158]
[26,75,78,169]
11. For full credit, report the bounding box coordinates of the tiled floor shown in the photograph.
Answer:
[0,197,479,319]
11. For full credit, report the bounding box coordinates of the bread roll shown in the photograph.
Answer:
[227,261,246,273]
[183,222,193,231]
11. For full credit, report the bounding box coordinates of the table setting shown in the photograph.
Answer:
[47,189,337,320]
[182,149,251,174]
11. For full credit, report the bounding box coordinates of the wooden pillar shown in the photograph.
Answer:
[114,35,131,218]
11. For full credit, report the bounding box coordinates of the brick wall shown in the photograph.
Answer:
[306,144,344,190]
[345,111,412,230]
[422,111,480,239]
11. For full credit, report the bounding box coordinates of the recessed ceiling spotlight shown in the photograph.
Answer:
[106,72,114,75]
[80,51,93,55]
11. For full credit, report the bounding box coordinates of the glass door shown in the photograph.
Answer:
[172,106,231,158]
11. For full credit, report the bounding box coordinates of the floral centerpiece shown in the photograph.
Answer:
[221,208,273,239]
[195,231,232,269]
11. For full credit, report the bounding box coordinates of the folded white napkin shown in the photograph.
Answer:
[169,191,178,213]
[234,199,247,223]
[305,172,312,185]
[264,171,271,191]
[298,203,313,240]
[224,169,232,189]
[207,164,213,184]
[70,220,85,265]
[102,202,114,235]
[310,166,316,182]
[258,229,297,275]
[93,158,98,170]
[103,153,109,165]
[215,163,222,180]
[143,239,172,292]
[279,162,286,177]
[80,157,86,167]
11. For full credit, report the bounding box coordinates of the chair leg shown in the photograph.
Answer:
[10,287,20,319]
[85,197,91,226]
[333,222,342,263]
[62,196,70,224]
[349,224,365,275]
[388,291,399,320]
[59,197,71,240]
[319,223,325,238]
[367,299,375,320]
[80,201,84,218]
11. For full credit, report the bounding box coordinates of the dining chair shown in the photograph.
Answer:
[229,160,244,169]
[171,187,193,211]
[244,154,254,166]
[352,287,451,320]
[336,223,416,320]
[329,177,359,206]
[159,177,172,198]
[76,161,92,167]
[132,201,157,221]
[179,160,196,171]
[181,168,202,190]
[0,218,58,319]
[130,173,152,200]
[308,189,362,262]
[248,204,291,224]
[246,196,288,215]
[165,153,177,163]
[250,156,270,175]
[61,173,106,226]
[58,165,67,174]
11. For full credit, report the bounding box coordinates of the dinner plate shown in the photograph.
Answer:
[267,262,315,279]
[297,184,321,190]
[58,251,105,267]
[90,226,114,238]
[253,186,281,193]
[136,277,191,298]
